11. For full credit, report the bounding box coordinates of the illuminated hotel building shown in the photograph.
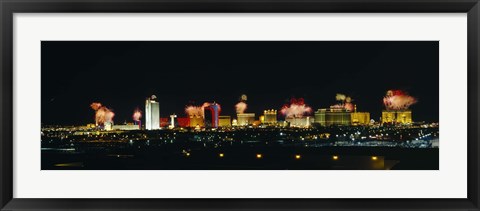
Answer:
[237,113,255,126]
[351,106,370,126]
[286,116,314,127]
[112,124,139,130]
[104,121,113,131]
[314,108,351,126]
[263,109,277,124]
[189,116,204,128]
[204,103,221,128]
[382,111,396,124]
[219,116,231,127]
[160,118,169,127]
[382,110,412,124]
[145,95,160,130]
[177,117,190,128]
[396,111,412,124]
[351,112,370,125]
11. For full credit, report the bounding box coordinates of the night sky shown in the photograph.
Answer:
[41,41,439,125]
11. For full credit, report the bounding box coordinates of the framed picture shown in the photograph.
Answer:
[1,0,479,210]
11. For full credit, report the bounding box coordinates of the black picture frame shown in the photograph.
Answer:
[1,0,479,210]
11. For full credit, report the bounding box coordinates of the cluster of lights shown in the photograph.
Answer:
[182,153,379,162]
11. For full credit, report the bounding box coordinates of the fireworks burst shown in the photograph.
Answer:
[132,108,142,121]
[90,102,115,125]
[344,102,354,111]
[235,102,247,114]
[90,102,102,110]
[281,98,312,118]
[240,94,247,101]
[235,94,248,114]
[332,93,354,111]
[185,102,220,118]
[383,90,417,110]
[335,94,346,101]
[185,105,204,118]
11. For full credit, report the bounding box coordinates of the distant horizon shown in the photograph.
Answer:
[41,41,439,125]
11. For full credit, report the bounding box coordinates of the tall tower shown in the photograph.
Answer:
[145,95,160,130]
[169,114,177,129]
[204,102,221,128]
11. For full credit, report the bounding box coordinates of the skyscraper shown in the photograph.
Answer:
[145,95,160,130]
[203,102,221,128]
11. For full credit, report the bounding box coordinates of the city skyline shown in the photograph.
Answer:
[80,90,419,129]
[41,41,439,170]
[41,41,439,125]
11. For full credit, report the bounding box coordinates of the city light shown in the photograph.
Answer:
[219,153,224,158]
[333,155,339,160]
[371,156,378,160]
[295,154,301,159]
[256,154,263,159]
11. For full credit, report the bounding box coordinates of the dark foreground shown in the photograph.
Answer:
[42,146,438,170]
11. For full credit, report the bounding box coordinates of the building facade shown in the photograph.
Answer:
[189,116,204,128]
[112,124,139,130]
[104,122,113,131]
[381,110,412,124]
[203,103,221,128]
[396,110,412,124]
[160,118,169,127]
[237,113,255,126]
[263,109,277,124]
[177,117,190,128]
[219,116,232,127]
[286,116,314,127]
[351,112,371,125]
[381,111,396,124]
[314,108,351,126]
[145,95,160,130]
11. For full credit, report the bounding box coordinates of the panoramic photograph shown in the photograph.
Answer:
[41,41,439,170]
